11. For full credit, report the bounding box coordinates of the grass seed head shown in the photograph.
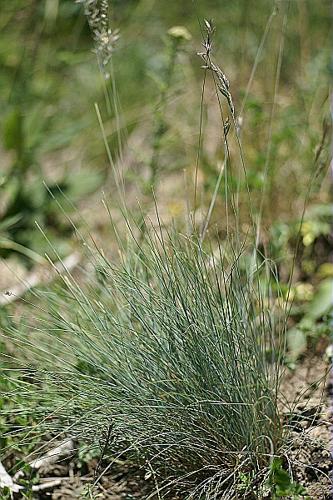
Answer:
[77,0,119,76]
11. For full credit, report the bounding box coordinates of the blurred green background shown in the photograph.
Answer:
[0,0,331,340]
[1,0,331,264]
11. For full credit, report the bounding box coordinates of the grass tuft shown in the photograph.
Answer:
[4,226,284,498]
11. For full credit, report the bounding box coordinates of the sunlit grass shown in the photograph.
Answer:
[3,221,285,498]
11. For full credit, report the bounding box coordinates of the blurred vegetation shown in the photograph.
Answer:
[1,1,331,264]
[0,0,332,495]
[1,0,330,346]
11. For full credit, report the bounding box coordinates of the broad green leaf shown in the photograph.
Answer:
[3,108,24,155]
[65,168,104,200]
[306,279,333,320]
[287,327,307,362]
[317,263,333,279]
[0,214,22,233]
[24,181,46,210]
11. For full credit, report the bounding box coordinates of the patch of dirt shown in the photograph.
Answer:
[280,357,332,499]
[49,461,154,499]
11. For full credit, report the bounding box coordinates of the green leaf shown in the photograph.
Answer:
[269,458,308,498]
[0,214,22,233]
[25,181,47,210]
[65,168,104,200]
[3,108,24,156]
[306,279,333,320]
[287,328,307,362]
[270,458,292,494]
